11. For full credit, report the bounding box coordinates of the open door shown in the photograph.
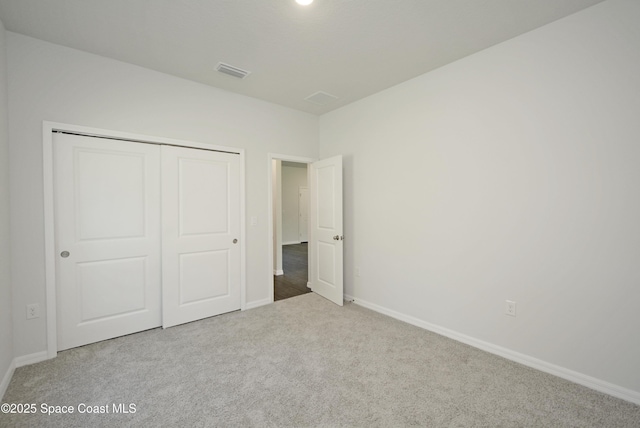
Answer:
[309,155,343,306]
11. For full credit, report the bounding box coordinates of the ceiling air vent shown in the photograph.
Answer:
[215,62,251,79]
[304,91,339,106]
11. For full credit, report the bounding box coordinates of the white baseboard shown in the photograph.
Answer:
[15,351,49,368]
[273,269,284,276]
[0,359,16,400]
[282,241,301,246]
[244,298,272,310]
[346,294,640,405]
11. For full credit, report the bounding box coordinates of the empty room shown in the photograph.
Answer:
[1,0,639,426]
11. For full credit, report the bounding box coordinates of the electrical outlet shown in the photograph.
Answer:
[26,303,40,320]
[505,300,516,317]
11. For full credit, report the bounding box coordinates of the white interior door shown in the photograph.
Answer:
[309,155,343,306]
[54,133,162,351]
[162,145,241,328]
[299,187,309,243]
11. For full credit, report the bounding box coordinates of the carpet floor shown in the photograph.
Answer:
[2,293,639,427]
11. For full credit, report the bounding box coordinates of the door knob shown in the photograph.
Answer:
[233,239,238,244]
[60,251,70,258]
[333,235,340,240]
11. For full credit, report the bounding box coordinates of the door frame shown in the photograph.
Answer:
[42,121,246,359]
[267,154,315,304]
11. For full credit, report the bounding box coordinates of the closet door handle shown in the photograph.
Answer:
[60,251,70,258]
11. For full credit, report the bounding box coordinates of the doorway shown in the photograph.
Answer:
[268,153,344,306]
[272,160,310,301]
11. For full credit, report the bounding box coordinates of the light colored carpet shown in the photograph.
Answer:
[2,293,639,427]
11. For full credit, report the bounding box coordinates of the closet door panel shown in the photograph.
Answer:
[162,145,241,328]
[54,133,162,351]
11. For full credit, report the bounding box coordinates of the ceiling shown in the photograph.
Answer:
[0,0,604,115]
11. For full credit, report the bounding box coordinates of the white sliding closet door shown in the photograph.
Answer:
[54,133,162,351]
[161,145,241,328]
[54,132,242,350]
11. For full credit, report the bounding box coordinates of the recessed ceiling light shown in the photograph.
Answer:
[296,0,313,5]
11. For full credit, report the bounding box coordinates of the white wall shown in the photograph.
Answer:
[320,0,640,397]
[0,18,14,397]
[281,163,307,244]
[7,33,318,358]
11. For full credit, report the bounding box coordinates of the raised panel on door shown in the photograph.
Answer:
[54,133,161,351]
[162,145,241,328]
[309,155,343,306]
